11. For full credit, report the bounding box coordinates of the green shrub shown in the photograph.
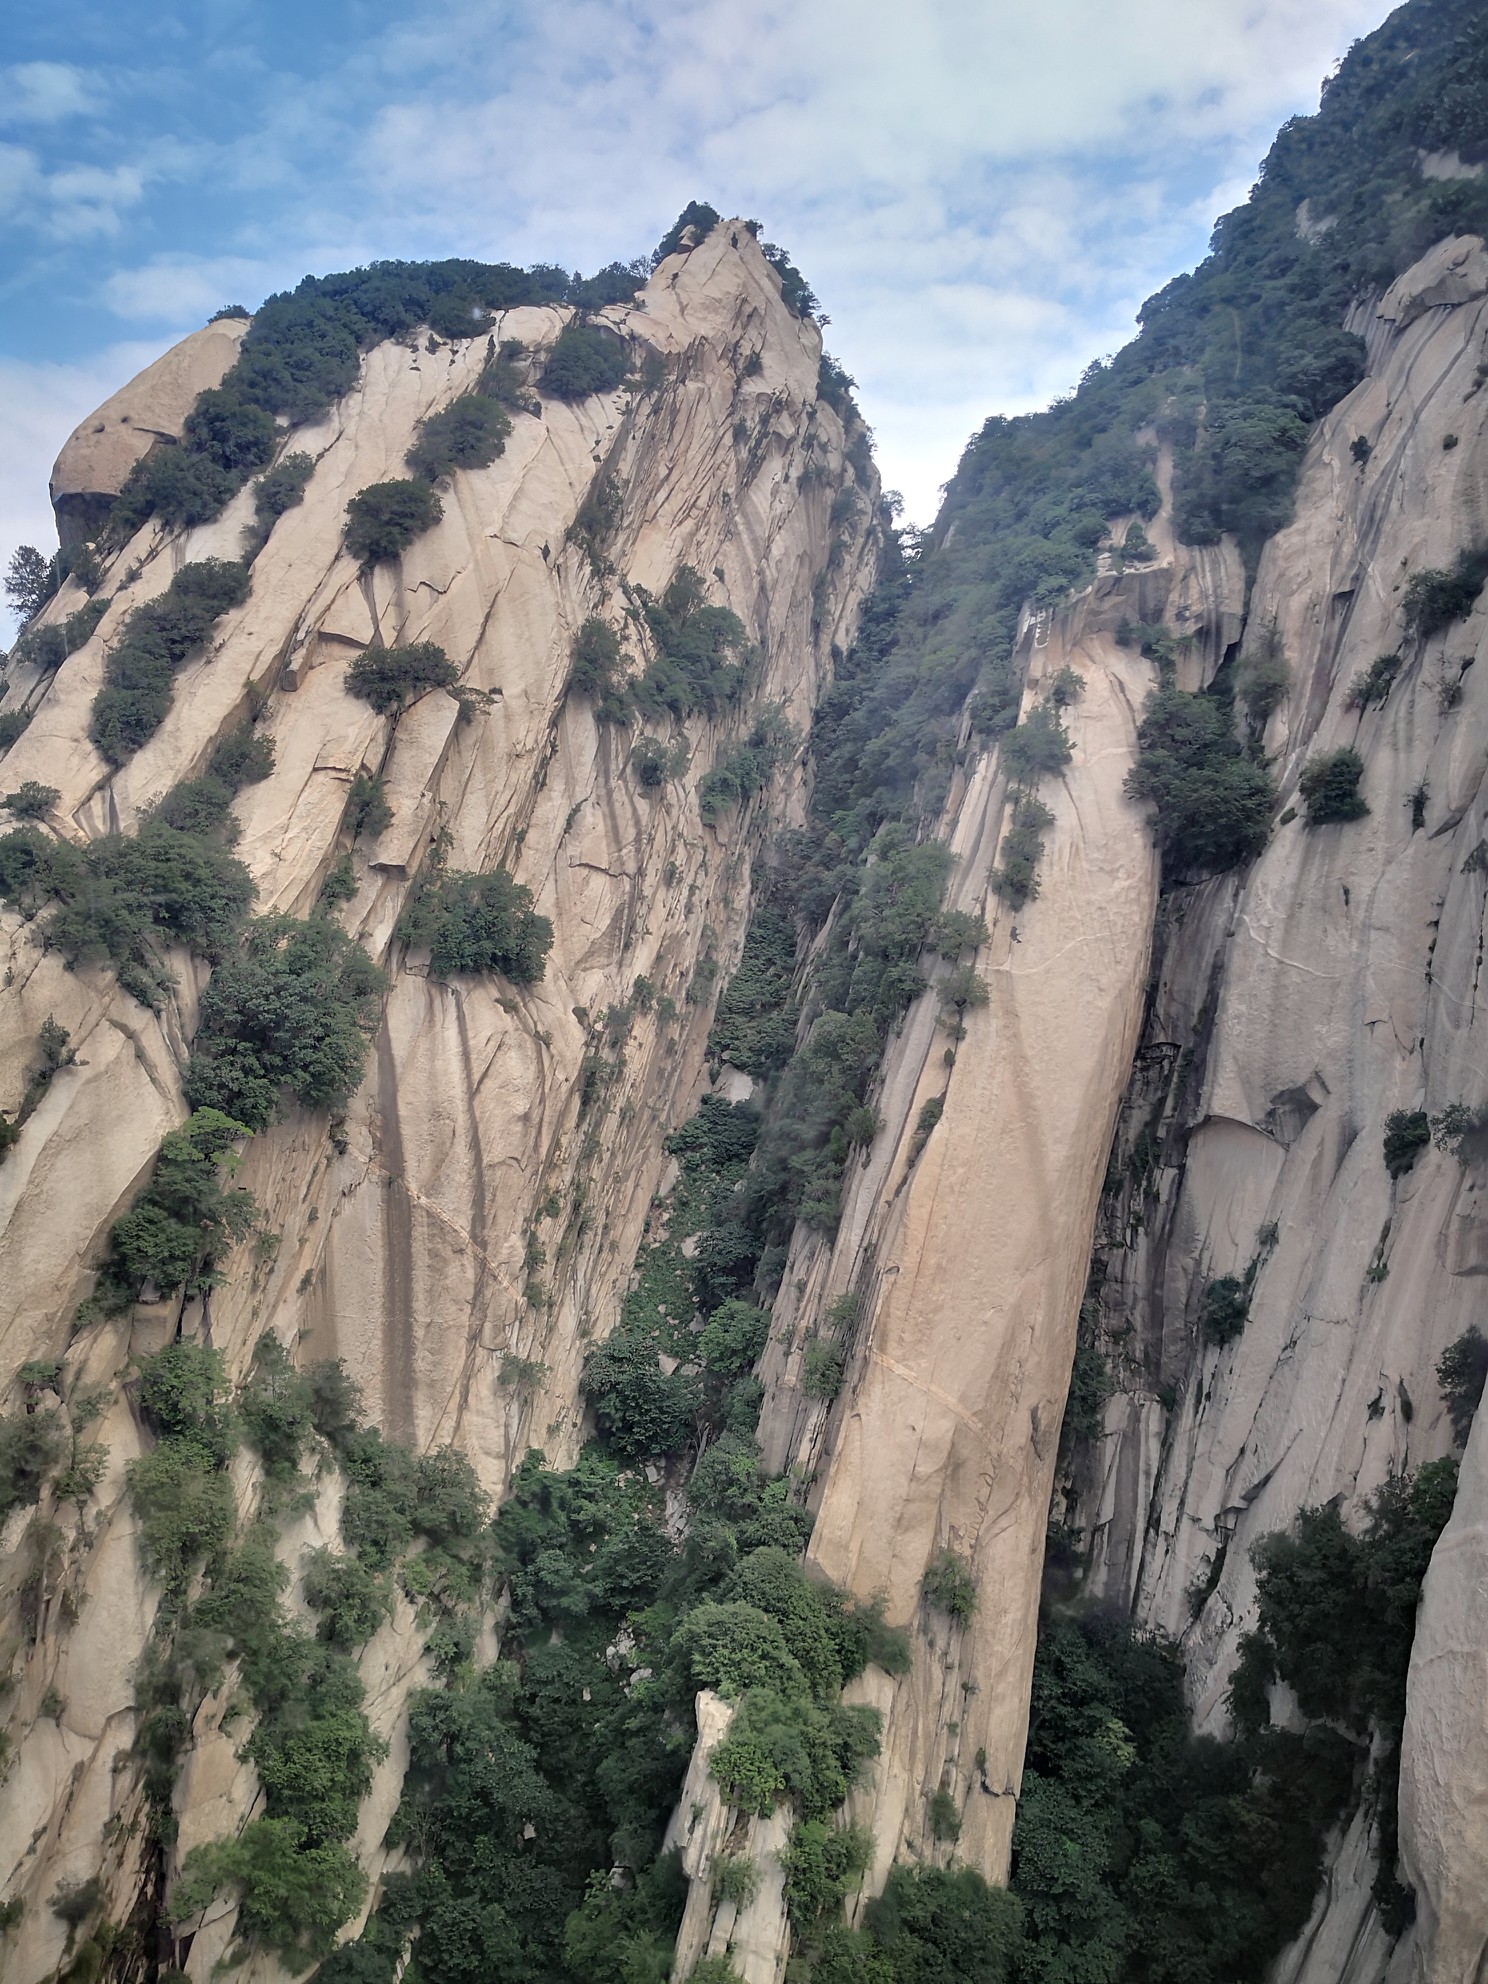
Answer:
[343,479,442,565]
[407,393,511,481]
[172,1818,367,1967]
[253,453,315,528]
[185,914,384,1130]
[345,640,458,714]
[921,1549,976,1623]
[1001,704,1072,783]
[698,1299,770,1380]
[710,1687,880,1818]
[345,771,392,839]
[582,1333,699,1462]
[928,1786,962,1842]
[109,447,238,539]
[540,323,631,401]
[183,388,278,475]
[0,712,32,752]
[89,559,251,765]
[708,905,800,1076]
[803,1338,847,1401]
[631,566,749,722]
[128,1443,237,1587]
[869,1865,1023,1984]
[398,863,552,981]
[1299,747,1367,824]
[302,1549,393,1647]
[780,1819,873,1931]
[0,1404,68,1523]
[1200,1274,1250,1343]
[672,1600,809,1703]
[2,781,58,820]
[136,1341,235,1462]
[1438,1326,1488,1446]
[1382,1108,1429,1177]
[239,1337,315,1477]
[12,595,109,674]
[1238,631,1291,726]
[1402,548,1488,639]
[1125,686,1273,878]
[5,816,255,1006]
[107,1112,257,1299]
[568,616,626,701]
[908,1094,944,1165]
[653,202,721,263]
[1348,651,1402,710]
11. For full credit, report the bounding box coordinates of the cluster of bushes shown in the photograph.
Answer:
[397,852,553,981]
[1383,1107,1430,1177]
[9,593,110,675]
[633,565,750,722]
[343,479,443,566]
[1299,746,1368,824]
[565,570,755,743]
[541,322,632,401]
[345,640,459,713]
[105,256,647,540]
[710,905,801,1077]
[990,795,1053,909]
[0,719,292,1018]
[0,1015,75,1164]
[1008,1611,1359,1980]
[0,807,254,1009]
[98,1109,257,1305]
[88,557,250,765]
[406,378,512,483]
[128,1344,483,1969]
[1125,679,1274,880]
[698,708,795,825]
[1402,546,1488,640]
[184,913,385,1130]
[1228,1459,1459,1929]
[979,660,1076,913]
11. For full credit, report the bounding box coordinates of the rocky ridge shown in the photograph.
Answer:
[0,224,879,1982]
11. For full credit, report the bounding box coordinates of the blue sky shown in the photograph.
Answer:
[2,0,1393,613]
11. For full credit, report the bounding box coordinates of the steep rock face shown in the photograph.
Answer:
[48,317,249,548]
[658,473,1250,1976]
[1399,1404,1488,1984]
[0,226,878,1981]
[1073,237,1488,1981]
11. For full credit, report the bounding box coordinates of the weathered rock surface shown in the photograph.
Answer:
[48,317,249,547]
[1071,237,1488,1982]
[0,225,878,1978]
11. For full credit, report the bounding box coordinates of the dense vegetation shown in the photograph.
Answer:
[344,479,443,566]
[540,322,632,401]
[1008,1456,1460,1976]
[398,854,554,982]
[89,557,250,766]
[105,257,646,540]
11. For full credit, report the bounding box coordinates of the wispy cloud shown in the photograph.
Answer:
[1,61,101,125]
[0,0,1393,544]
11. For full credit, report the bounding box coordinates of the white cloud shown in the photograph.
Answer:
[103,253,278,323]
[0,0,1397,556]
[1,62,100,126]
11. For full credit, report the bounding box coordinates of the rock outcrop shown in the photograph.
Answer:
[0,224,878,1982]
[1068,237,1488,1982]
[48,317,249,549]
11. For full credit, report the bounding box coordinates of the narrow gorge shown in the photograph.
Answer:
[2,7,1487,1984]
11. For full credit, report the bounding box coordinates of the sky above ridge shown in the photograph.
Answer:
[2,0,1395,621]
